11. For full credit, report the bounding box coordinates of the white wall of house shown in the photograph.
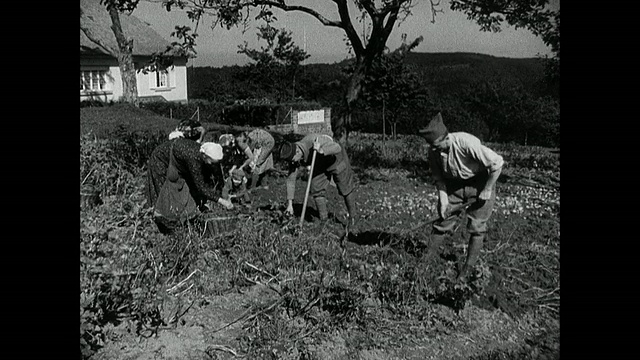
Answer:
[80,57,188,103]
[136,58,188,102]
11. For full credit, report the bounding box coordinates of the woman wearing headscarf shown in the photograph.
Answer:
[146,138,234,216]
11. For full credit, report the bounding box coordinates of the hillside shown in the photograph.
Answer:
[187,52,550,102]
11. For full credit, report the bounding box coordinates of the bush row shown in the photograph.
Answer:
[138,99,324,128]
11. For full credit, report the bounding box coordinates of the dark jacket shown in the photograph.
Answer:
[146,138,224,207]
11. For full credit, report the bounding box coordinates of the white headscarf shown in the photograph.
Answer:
[168,130,185,140]
[199,142,224,161]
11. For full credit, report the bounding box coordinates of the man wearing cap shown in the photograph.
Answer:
[146,138,234,217]
[278,133,358,232]
[419,112,504,280]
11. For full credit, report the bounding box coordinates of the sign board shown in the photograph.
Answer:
[296,110,325,124]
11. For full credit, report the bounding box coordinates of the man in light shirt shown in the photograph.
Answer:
[419,112,504,280]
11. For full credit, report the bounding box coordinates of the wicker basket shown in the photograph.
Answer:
[201,215,239,237]
[80,185,102,210]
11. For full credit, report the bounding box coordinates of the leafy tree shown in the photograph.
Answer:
[157,0,558,138]
[450,1,560,93]
[161,0,428,137]
[462,77,559,146]
[236,24,311,102]
[358,35,428,140]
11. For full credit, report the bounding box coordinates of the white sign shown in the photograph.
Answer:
[297,110,325,124]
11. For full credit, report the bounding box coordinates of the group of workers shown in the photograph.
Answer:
[145,112,504,280]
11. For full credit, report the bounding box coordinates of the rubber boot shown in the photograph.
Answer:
[315,196,329,222]
[344,192,359,234]
[249,171,259,190]
[458,234,484,280]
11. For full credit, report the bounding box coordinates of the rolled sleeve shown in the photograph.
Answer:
[477,145,504,172]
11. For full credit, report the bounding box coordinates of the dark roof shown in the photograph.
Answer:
[80,0,176,57]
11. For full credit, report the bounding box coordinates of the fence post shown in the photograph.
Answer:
[197,107,200,122]
[170,108,172,119]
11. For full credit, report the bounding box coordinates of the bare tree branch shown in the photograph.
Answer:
[333,0,365,57]
[358,0,379,17]
[250,0,343,28]
[429,0,444,23]
[382,7,400,40]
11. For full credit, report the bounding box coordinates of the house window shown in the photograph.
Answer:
[80,70,108,92]
[154,70,169,88]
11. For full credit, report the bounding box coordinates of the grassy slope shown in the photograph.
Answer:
[80,103,181,138]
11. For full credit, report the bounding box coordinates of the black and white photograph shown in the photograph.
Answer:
[80,0,560,358]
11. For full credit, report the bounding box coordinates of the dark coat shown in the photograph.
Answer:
[146,138,224,208]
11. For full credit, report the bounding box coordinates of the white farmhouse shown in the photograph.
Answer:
[80,0,188,103]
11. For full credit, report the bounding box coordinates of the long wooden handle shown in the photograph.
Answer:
[410,198,478,231]
[300,149,318,227]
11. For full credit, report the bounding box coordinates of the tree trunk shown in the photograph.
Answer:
[382,98,386,157]
[108,7,138,106]
[341,57,368,144]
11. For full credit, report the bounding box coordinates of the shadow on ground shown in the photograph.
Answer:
[344,230,429,257]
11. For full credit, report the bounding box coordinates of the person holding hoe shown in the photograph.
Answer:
[278,132,358,234]
[419,112,504,280]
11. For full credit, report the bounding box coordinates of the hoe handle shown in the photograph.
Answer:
[300,149,318,227]
[411,197,478,231]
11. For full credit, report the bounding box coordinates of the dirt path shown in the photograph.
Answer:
[94,282,555,360]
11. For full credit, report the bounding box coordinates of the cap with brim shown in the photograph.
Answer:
[279,142,297,162]
[419,112,448,144]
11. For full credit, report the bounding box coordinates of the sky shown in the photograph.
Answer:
[134,0,560,68]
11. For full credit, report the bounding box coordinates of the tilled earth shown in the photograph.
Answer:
[93,166,560,360]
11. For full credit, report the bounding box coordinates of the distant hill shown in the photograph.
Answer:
[403,52,547,95]
[187,52,550,102]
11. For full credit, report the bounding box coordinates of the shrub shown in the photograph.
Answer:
[80,133,139,198]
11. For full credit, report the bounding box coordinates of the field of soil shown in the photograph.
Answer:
[80,105,559,360]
